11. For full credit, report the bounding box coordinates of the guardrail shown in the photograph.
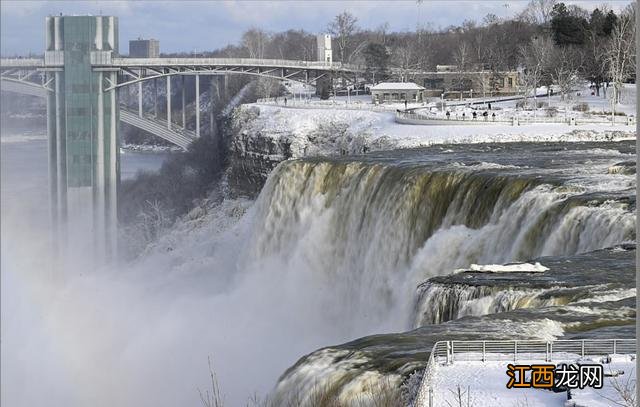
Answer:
[0,58,45,68]
[254,98,402,112]
[112,57,363,71]
[415,338,636,407]
[396,110,634,126]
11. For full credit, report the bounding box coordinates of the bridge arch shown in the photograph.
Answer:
[0,76,195,150]
[112,69,317,91]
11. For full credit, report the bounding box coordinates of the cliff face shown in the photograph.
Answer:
[226,104,395,196]
[226,106,291,197]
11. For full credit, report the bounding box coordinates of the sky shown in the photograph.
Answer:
[0,0,633,56]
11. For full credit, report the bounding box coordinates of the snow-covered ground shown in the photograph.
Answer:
[428,354,636,407]
[120,143,183,153]
[277,83,636,118]
[242,103,634,152]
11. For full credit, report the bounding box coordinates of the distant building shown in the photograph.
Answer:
[129,38,159,58]
[370,82,425,104]
[416,67,520,98]
[435,65,458,73]
[316,34,332,64]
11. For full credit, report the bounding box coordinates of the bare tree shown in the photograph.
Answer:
[270,30,316,61]
[599,368,636,407]
[519,0,557,26]
[445,384,474,407]
[582,25,609,96]
[199,357,224,407]
[348,40,370,64]
[548,45,583,101]
[519,36,553,108]
[605,5,636,110]
[242,28,269,59]
[327,11,359,62]
[392,34,426,81]
[256,77,281,99]
[483,13,500,26]
[375,22,390,45]
[414,27,436,70]
[453,41,471,99]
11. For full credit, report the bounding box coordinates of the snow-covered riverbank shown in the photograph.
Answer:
[243,103,635,150]
[227,102,635,196]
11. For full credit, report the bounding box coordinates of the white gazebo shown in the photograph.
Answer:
[370,82,425,104]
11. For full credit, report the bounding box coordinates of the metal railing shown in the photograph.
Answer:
[396,110,633,126]
[254,98,400,112]
[0,58,45,68]
[112,57,363,72]
[0,57,364,72]
[415,338,636,407]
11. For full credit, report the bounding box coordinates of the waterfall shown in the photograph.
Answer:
[412,282,567,326]
[245,159,634,331]
[256,156,634,405]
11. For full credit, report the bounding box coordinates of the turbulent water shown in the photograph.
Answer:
[249,143,634,333]
[2,136,636,406]
[259,142,635,404]
[413,244,636,326]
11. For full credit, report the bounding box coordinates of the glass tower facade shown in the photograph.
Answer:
[45,15,120,262]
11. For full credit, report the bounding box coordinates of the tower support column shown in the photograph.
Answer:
[181,75,186,128]
[138,80,143,117]
[166,75,171,129]
[195,73,200,137]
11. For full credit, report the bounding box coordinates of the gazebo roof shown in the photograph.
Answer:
[370,82,425,91]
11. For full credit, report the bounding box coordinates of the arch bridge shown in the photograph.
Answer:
[0,14,363,262]
[1,56,362,147]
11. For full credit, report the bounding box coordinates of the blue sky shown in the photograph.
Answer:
[0,0,632,56]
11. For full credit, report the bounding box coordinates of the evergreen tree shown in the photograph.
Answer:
[550,3,589,45]
[363,43,390,82]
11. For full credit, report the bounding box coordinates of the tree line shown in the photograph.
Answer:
[163,0,635,102]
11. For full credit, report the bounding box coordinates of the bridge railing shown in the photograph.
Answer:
[415,338,636,407]
[112,57,363,71]
[1,56,363,72]
[255,98,408,113]
[395,110,633,126]
[0,58,45,68]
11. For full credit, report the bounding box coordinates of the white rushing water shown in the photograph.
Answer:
[2,135,636,406]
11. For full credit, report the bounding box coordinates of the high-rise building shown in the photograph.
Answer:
[316,34,332,64]
[129,38,160,58]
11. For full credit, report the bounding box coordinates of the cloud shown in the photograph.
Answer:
[0,0,633,56]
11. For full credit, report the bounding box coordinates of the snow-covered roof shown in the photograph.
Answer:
[370,82,425,91]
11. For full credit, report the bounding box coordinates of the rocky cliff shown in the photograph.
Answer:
[226,104,395,196]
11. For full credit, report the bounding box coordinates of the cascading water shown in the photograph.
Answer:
[245,156,634,333]
[412,283,562,326]
[256,142,635,404]
[4,138,635,406]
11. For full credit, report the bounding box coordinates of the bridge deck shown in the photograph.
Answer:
[1,57,362,73]
[111,58,362,72]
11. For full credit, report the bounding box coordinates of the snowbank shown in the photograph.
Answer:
[244,104,635,150]
[427,354,636,407]
[468,262,550,273]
